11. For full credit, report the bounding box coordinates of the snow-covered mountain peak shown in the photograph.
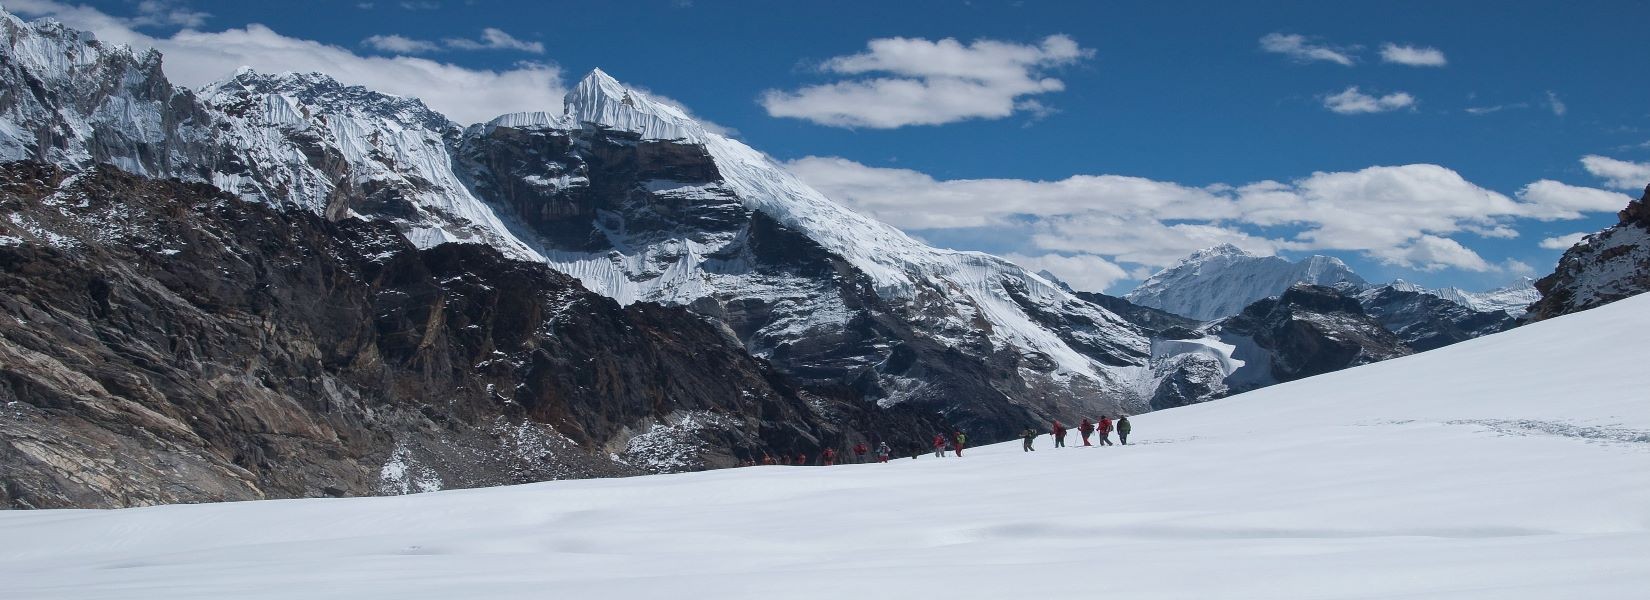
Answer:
[1126,247,1364,320]
[1184,243,1254,262]
[204,68,452,132]
[563,68,702,142]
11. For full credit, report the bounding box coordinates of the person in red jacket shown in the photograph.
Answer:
[852,442,868,464]
[1079,418,1095,446]
[822,447,837,466]
[1052,420,1068,448]
[1097,415,1115,446]
[932,434,948,458]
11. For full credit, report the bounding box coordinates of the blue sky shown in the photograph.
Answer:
[13,0,1650,293]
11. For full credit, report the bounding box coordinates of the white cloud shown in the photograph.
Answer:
[1004,253,1130,293]
[1322,86,1416,114]
[361,34,441,54]
[760,35,1092,128]
[131,0,207,28]
[1544,90,1566,116]
[1515,180,1632,219]
[1372,235,1491,272]
[1259,33,1356,66]
[788,158,1625,275]
[443,28,543,54]
[1539,232,1589,250]
[9,1,565,125]
[1581,155,1650,191]
[362,28,544,55]
[1465,103,1526,116]
[1379,43,1446,67]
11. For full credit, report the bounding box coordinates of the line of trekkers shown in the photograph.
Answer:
[1022,415,1131,452]
[737,415,1132,466]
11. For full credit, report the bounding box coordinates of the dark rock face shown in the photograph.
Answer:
[1216,285,1412,390]
[1528,186,1650,321]
[1355,286,1516,351]
[0,163,944,508]
[1068,290,1203,337]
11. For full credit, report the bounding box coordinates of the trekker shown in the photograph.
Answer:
[822,447,837,466]
[1052,420,1068,448]
[911,442,924,459]
[1021,428,1037,452]
[933,434,948,458]
[876,442,892,463]
[761,453,776,465]
[1079,418,1094,446]
[952,432,967,457]
[794,453,807,466]
[1117,415,1132,445]
[853,442,868,464]
[1097,415,1115,446]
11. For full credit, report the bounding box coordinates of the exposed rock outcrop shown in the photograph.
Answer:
[1527,185,1650,320]
[0,163,943,508]
[1213,285,1412,392]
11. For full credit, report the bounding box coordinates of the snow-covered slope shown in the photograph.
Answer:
[1124,244,1365,320]
[456,69,1161,421]
[4,291,1646,599]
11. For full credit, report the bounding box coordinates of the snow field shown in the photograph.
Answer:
[1,295,1647,600]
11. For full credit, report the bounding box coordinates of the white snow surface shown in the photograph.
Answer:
[4,292,1647,599]
[1126,244,1366,320]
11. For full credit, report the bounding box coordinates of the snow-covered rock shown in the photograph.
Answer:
[1527,185,1650,320]
[1388,277,1538,314]
[1124,244,1365,320]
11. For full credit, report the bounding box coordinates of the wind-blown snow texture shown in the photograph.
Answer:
[3,292,1647,599]
[1125,244,1365,320]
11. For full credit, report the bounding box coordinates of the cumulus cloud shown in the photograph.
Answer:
[1259,33,1356,66]
[760,35,1092,128]
[1539,232,1589,250]
[787,158,1625,275]
[1322,86,1416,114]
[1379,43,1447,67]
[9,0,565,125]
[1004,253,1130,293]
[1580,155,1650,191]
[1515,180,1632,219]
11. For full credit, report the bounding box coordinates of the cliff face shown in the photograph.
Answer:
[1215,285,1412,392]
[0,163,942,508]
[1528,186,1650,321]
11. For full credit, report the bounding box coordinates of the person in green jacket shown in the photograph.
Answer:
[1021,428,1037,452]
[1117,415,1132,445]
